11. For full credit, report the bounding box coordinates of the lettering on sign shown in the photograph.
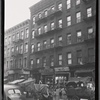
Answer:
[55,67,69,72]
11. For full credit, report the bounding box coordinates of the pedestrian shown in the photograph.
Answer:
[55,86,60,100]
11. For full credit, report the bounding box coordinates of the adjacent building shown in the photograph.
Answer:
[4,19,30,81]
[28,0,96,84]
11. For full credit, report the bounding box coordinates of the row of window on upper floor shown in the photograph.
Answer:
[5,28,29,45]
[4,43,28,57]
[5,47,94,69]
[31,26,94,53]
[31,47,95,67]
[31,7,95,38]
[5,25,94,57]
[32,0,93,25]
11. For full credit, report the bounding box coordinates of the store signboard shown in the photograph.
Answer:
[55,67,69,72]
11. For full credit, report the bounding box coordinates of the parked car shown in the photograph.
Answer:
[65,77,95,100]
[3,84,26,100]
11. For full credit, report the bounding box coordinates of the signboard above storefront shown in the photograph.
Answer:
[55,67,69,72]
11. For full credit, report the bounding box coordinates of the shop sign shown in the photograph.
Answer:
[55,67,69,72]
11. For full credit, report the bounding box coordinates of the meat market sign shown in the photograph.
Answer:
[55,67,69,72]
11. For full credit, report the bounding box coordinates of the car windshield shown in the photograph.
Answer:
[8,89,21,95]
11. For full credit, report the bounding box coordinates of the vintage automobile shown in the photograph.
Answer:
[65,77,95,100]
[3,84,26,100]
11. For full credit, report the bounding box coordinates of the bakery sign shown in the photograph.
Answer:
[55,67,69,72]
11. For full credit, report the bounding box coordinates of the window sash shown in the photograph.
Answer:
[87,8,92,17]
[51,22,55,30]
[76,0,80,5]
[58,3,62,10]
[32,31,35,38]
[58,19,62,28]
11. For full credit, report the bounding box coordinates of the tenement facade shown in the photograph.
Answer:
[28,0,96,84]
[4,19,30,81]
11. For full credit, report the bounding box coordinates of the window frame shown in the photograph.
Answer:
[76,12,81,23]
[66,0,71,9]
[58,19,63,28]
[67,16,71,26]
[87,7,92,17]
[58,54,63,66]
[67,52,72,65]
[77,50,83,64]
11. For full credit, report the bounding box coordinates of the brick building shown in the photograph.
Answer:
[28,0,96,84]
[4,19,30,81]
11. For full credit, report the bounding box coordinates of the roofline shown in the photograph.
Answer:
[5,19,30,33]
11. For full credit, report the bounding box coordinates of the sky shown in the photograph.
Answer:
[5,0,41,30]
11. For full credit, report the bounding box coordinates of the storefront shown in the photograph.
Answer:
[31,68,41,83]
[54,67,70,85]
[41,67,54,84]
[69,62,95,80]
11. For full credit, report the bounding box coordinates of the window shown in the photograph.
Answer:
[44,25,48,33]
[25,28,29,38]
[44,10,48,17]
[88,48,95,62]
[19,58,22,67]
[25,43,28,53]
[37,42,41,51]
[36,58,40,66]
[58,19,62,28]
[58,54,62,65]
[9,36,11,44]
[31,44,35,53]
[31,59,34,66]
[17,32,19,40]
[50,55,54,66]
[38,27,42,35]
[76,0,80,5]
[42,57,46,67]
[50,38,54,47]
[76,12,81,23]
[67,16,71,26]
[33,16,35,25]
[67,33,71,44]
[77,31,82,42]
[58,36,62,46]
[10,60,13,68]
[38,13,42,19]
[51,22,55,30]
[16,46,18,52]
[12,35,15,41]
[77,50,83,64]
[58,3,62,11]
[87,7,92,17]
[67,52,72,65]
[51,6,55,13]
[88,27,94,39]
[20,44,23,54]
[8,90,14,95]
[43,40,47,49]
[11,47,14,52]
[24,57,27,68]
[21,31,24,39]
[66,0,71,9]
[32,30,35,39]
